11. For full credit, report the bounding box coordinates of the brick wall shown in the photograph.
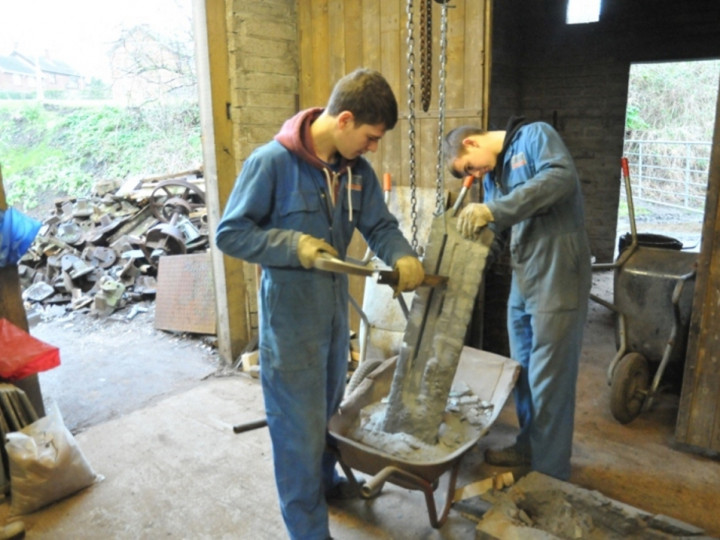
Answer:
[227,0,298,162]
[489,0,720,263]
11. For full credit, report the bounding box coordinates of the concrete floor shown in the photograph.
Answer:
[2,270,719,538]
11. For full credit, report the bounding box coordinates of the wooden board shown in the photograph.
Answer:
[296,0,489,337]
[297,0,488,190]
[155,253,217,335]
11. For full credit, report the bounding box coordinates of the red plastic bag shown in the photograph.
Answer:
[0,319,60,380]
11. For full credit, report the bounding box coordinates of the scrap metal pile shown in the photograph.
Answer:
[18,169,208,317]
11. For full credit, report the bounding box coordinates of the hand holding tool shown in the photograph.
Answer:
[451,175,475,216]
[297,234,338,269]
[313,253,447,289]
[457,203,494,239]
[393,255,426,298]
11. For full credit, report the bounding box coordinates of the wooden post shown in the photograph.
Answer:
[675,79,720,452]
[0,166,46,416]
[194,0,251,363]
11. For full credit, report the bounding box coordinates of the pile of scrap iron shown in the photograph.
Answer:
[18,169,208,317]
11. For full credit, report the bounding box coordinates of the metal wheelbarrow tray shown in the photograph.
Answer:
[328,346,519,528]
[607,244,697,423]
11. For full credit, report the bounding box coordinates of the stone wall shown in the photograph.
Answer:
[227,0,298,162]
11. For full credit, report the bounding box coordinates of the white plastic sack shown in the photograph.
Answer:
[5,403,100,515]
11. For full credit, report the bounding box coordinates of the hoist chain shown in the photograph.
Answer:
[419,0,432,112]
[406,0,419,253]
[434,0,449,216]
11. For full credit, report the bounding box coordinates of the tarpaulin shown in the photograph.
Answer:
[0,207,42,267]
[0,319,60,380]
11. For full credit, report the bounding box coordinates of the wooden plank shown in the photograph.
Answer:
[418,116,438,190]
[379,0,402,180]
[292,0,491,335]
[197,0,248,362]
[361,0,381,70]
[0,170,45,416]
[155,253,217,335]
[360,0,382,176]
[297,0,314,107]
[0,169,28,331]
[343,0,363,71]
[0,167,5,209]
[463,0,486,110]
[328,0,346,84]
[311,0,331,104]
[444,0,465,110]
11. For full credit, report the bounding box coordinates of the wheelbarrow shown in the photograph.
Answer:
[591,158,698,424]
[327,346,519,528]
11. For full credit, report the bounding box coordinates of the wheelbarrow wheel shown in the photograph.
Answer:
[610,352,649,424]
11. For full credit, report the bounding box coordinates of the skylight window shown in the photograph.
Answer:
[566,0,601,24]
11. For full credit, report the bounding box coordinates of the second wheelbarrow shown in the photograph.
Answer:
[592,158,699,424]
[327,346,519,529]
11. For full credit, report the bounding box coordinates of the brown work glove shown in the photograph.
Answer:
[393,255,425,298]
[457,203,494,239]
[296,234,338,269]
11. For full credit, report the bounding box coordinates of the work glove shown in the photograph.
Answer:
[457,203,494,239]
[296,234,338,269]
[393,255,425,298]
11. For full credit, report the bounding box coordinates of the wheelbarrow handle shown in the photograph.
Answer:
[233,418,268,434]
[362,465,405,498]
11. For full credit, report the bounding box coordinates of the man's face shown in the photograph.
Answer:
[337,114,386,159]
[451,138,496,179]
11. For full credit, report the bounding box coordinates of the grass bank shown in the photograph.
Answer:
[0,101,202,215]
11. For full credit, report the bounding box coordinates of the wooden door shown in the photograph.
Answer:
[296,0,490,330]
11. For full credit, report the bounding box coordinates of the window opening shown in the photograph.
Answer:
[566,0,601,24]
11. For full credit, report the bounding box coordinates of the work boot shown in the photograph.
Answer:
[0,521,25,540]
[484,445,531,467]
[325,477,366,501]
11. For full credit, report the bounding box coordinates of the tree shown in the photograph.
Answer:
[109,21,197,107]
[626,60,720,141]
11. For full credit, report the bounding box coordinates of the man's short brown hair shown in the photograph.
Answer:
[443,125,486,178]
[326,68,398,130]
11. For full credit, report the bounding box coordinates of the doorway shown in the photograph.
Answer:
[617,59,720,256]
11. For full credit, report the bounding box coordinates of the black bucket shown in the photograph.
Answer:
[618,232,683,254]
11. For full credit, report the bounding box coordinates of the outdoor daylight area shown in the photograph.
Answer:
[0,0,201,216]
[618,59,720,255]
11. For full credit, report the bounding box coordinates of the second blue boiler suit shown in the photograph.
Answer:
[484,118,592,480]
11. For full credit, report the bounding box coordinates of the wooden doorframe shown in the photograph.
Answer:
[675,76,720,452]
[194,0,249,363]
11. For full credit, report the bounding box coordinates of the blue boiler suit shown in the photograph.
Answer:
[484,118,592,480]
[215,108,416,539]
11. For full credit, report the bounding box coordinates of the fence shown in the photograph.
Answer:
[622,139,711,214]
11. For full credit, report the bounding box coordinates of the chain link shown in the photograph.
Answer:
[406,0,419,253]
[434,0,449,216]
[420,0,432,113]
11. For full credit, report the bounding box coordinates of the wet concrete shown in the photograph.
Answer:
[384,218,492,444]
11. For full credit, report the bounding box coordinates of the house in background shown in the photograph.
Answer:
[0,50,82,98]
